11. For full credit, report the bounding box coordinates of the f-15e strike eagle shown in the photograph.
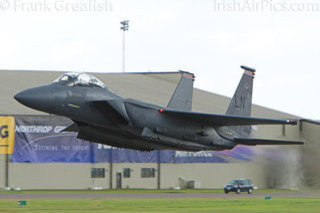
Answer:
[14,66,303,151]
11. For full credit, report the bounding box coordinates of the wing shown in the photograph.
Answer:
[234,138,304,146]
[161,108,297,126]
[89,99,129,124]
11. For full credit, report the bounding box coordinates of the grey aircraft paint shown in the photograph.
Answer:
[167,72,194,111]
[14,66,303,151]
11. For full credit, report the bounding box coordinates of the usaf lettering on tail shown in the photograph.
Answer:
[14,66,303,151]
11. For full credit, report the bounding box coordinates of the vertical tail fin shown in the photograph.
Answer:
[226,65,255,136]
[167,71,195,111]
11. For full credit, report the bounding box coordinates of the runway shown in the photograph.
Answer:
[0,192,313,199]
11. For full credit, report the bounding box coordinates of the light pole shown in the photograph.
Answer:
[120,20,129,73]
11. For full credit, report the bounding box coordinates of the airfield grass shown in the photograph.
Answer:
[0,197,320,213]
[0,188,297,194]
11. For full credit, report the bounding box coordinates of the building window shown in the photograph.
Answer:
[91,168,105,178]
[141,168,155,178]
[123,168,131,178]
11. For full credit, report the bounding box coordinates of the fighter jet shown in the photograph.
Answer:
[14,66,303,151]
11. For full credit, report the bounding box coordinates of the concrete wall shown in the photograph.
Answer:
[3,123,308,190]
[7,162,269,190]
[161,162,267,189]
[8,163,110,190]
[112,163,158,189]
[0,155,6,188]
[8,162,160,190]
[300,121,320,142]
[299,121,320,188]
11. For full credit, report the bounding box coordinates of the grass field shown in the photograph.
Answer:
[0,197,320,213]
[0,188,298,194]
[0,189,316,212]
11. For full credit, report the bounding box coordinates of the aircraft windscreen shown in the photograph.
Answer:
[230,180,244,185]
[53,73,106,88]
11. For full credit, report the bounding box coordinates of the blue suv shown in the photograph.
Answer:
[224,179,254,194]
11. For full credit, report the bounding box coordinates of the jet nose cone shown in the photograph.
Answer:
[14,85,53,112]
[14,90,29,104]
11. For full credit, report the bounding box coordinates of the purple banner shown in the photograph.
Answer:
[12,116,255,163]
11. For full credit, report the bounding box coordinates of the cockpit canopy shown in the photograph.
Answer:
[53,72,106,88]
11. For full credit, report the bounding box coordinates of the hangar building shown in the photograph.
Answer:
[0,70,319,190]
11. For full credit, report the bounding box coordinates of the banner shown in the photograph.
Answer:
[12,116,255,163]
[0,116,15,154]
[13,116,94,163]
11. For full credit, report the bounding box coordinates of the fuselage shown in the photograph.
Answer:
[14,80,237,151]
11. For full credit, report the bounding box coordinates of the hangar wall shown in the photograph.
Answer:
[299,121,320,188]
[5,120,304,190]
[0,155,6,188]
[300,120,320,142]
[0,70,317,190]
[160,163,267,189]
[9,163,111,190]
[7,162,268,190]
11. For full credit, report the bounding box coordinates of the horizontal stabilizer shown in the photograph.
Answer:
[162,108,297,126]
[234,138,304,146]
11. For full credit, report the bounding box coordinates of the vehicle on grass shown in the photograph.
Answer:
[224,179,254,194]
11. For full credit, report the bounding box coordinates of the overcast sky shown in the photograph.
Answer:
[1,0,320,119]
